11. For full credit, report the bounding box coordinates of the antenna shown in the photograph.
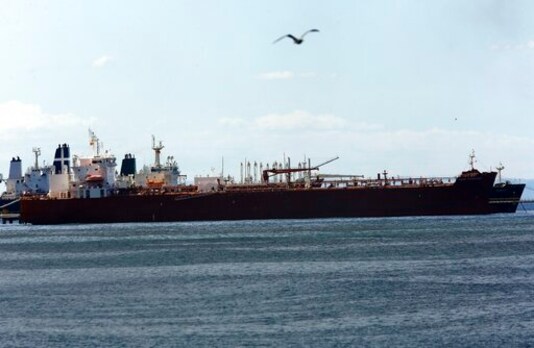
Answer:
[89,129,101,156]
[468,150,477,170]
[151,135,165,168]
[32,147,41,169]
[496,162,505,183]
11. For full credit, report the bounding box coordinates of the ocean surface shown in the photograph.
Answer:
[1,212,533,347]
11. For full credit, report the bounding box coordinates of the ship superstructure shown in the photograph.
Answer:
[1,148,53,199]
[0,147,53,220]
[68,130,118,199]
[0,148,54,213]
[138,135,187,189]
[34,131,188,201]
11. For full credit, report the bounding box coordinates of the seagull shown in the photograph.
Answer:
[273,29,320,45]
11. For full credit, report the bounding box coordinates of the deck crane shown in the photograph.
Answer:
[262,156,340,184]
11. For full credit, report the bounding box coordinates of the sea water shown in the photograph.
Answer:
[1,212,533,347]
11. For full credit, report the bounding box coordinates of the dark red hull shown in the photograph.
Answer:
[20,172,498,225]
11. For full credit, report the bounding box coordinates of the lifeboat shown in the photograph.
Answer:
[85,174,104,183]
[146,179,164,189]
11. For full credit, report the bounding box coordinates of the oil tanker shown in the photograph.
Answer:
[16,132,524,225]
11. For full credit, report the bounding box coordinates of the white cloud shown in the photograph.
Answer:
[91,55,114,68]
[254,110,346,130]
[256,71,294,80]
[490,40,534,51]
[218,117,246,127]
[205,114,534,178]
[218,111,352,131]
[0,101,97,177]
[2,102,532,184]
[0,101,91,134]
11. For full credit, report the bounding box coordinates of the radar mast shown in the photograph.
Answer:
[32,147,41,169]
[152,135,165,168]
[469,150,477,170]
[89,129,101,157]
[496,162,505,183]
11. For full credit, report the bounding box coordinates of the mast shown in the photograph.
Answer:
[89,129,101,157]
[32,147,41,170]
[152,135,164,168]
[496,162,505,183]
[469,150,477,170]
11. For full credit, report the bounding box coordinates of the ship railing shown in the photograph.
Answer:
[489,199,522,204]
[221,175,458,191]
[313,175,457,189]
[136,185,199,195]
[0,198,21,209]
[225,183,290,192]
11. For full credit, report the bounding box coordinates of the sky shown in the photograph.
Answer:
[1,0,534,186]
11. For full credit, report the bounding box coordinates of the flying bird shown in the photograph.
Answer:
[273,29,320,45]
